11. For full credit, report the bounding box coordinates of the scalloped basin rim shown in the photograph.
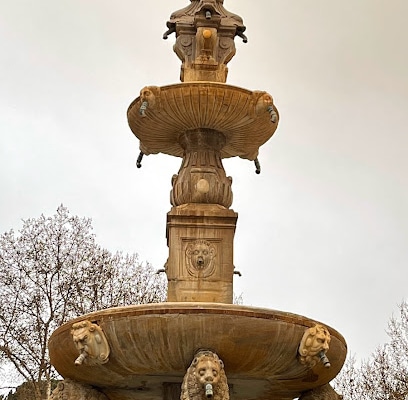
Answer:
[127,82,279,160]
[52,302,345,341]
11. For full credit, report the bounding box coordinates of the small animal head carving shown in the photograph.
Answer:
[254,92,274,113]
[181,350,229,400]
[299,324,331,367]
[186,240,216,277]
[139,86,160,108]
[71,320,110,366]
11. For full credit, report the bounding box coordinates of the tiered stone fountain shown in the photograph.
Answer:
[49,2,347,399]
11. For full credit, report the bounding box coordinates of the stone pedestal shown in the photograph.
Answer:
[166,204,237,303]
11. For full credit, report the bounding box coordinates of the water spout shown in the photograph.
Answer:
[205,383,214,398]
[139,100,149,117]
[74,351,88,366]
[318,350,331,368]
[136,151,144,168]
[254,158,261,174]
[267,105,277,123]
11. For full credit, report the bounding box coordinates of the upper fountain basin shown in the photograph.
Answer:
[128,82,279,161]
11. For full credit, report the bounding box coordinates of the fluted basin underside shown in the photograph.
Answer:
[127,83,279,161]
[49,303,346,400]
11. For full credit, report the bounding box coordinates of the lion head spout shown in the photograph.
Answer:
[181,350,229,400]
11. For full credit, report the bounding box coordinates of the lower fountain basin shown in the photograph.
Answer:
[49,303,346,400]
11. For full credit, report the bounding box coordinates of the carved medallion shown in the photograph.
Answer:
[186,240,216,277]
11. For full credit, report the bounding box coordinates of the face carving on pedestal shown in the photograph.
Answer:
[186,240,216,277]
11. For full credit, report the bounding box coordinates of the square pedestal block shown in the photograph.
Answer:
[166,204,238,303]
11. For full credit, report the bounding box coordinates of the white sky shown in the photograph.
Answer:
[1,0,407,364]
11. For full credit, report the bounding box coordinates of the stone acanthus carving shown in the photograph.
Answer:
[170,129,233,208]
[181,350,229,400]
[71,320,110,366]
[298,324,331,368]
[299,383,343,400]
[186,240,216,277]
[163,0,247,82]
[49,379,109,400]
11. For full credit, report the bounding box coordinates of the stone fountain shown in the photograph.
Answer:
[48,2,347,399]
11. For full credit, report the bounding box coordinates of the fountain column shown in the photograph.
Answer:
[167,128,237,303]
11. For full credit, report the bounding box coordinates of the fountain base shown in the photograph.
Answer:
[49,303,346,400]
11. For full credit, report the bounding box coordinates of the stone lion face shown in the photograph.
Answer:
[195,359,221,385]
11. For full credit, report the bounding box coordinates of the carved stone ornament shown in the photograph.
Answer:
[163,0,247,82]
[170,129,233,207]
[298,324,331,368]
[49,379,109,400]
[181,350,229,400]
[71,320,110,366]
[186,240,217,277]
[299,383,343,400]
[128,83,279,162]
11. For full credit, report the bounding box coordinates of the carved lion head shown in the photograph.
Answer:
[181,350,229,400]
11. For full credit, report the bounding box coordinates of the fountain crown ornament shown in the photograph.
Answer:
[163,0,247,82]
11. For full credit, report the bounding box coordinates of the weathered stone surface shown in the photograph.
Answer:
[163,0,247,82]
[166,204,237,303]
[299,383,343,400]
[170,129,233,208]
[127,83,279,161]
[49,379,108,400]
[49,303,347,400]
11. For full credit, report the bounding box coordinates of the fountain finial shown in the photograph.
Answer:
[163,0,247,82]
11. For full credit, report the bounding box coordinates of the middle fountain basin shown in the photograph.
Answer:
[49,303,347,400]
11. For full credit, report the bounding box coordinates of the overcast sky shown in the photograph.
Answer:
[1,0,407,365]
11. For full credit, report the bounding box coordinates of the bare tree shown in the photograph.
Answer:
[0,205,166,400]
[334,301,408,400]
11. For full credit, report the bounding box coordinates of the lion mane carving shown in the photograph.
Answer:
[181,350,229,400]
